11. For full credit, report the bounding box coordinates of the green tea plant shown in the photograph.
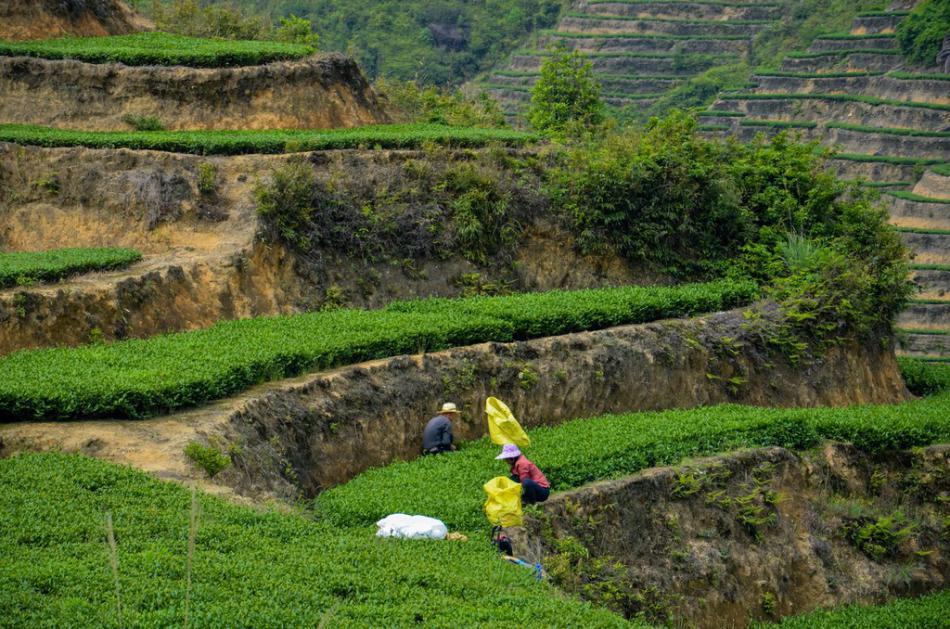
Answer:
[0,280,756,421]
[317,368,950,531]
[0,32,314,67]
[0,452,631,628]
[0,248,142,288]
[0,124,538,155]
[754,589,950,628]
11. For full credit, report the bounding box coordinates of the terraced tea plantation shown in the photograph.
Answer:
[0,280,756,420]
[3,361,949,626]
[2,1,949,626]
[481,0,781,119]
[702,3,950,362]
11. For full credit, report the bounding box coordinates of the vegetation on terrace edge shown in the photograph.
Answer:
[0,248,141,289]
[754,590,950,628]
[2,359,948,626]
[0,32,315,68]
[0,124,538,155]
[896,0,950,67]
[0,280,757,421]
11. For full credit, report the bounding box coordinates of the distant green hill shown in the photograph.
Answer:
[134,0,563,86]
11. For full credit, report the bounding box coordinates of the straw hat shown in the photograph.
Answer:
[440,402,461,415]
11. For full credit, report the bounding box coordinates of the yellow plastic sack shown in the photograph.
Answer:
[486,397,530,447]
[483,476,523,527]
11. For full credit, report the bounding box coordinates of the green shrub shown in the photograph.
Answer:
[0,248,142,288]
[377,78,507,128]
[896,0,950,67]
[753,590,950,627]
[196,162,218,195]
[0,124,537,155]
[183,441,230,478]
[898,358,950,396]
[850,514,914,560]
[254,159,316,247]
[0,280,756,421]
[0,32,314,67]
[121,114,164,132]
[528,47,604,133]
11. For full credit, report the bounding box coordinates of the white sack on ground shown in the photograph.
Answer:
[375,514,448,540]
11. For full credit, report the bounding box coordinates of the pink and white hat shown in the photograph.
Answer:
[495,444,522,460]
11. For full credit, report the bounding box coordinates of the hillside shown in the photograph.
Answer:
[702,3,950,361]
[0,0,150,40]
[1,2,948,627]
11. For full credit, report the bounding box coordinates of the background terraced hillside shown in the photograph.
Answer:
[701,3,950,362]
[482,0,783,120]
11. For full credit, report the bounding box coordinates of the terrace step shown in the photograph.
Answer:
[898,302,950,328]
[915,171,950,198]
[539,32,752,55]
[558,15,773,37]
[820,126,950,160]
[808,35,898,52]
[912,270,950,299]
[886,195,950,231]
[711,95,950,131]
[781,51,903,73]
[509,52,731,76]
[749,75,950,105]
[828,156,928,185]
[850,14,907,35]
[897,331,950,357]
[900,230,950,265]
[573,1,782,21]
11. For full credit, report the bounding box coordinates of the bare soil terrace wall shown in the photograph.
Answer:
[0,54,389,131]
[513,444,949,628]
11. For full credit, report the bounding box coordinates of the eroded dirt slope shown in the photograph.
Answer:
[0,54,389,131]
[0,0,149,41]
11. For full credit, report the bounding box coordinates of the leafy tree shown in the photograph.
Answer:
[528,47,604,133]
[275,14,319,48]
[897,0,950,67]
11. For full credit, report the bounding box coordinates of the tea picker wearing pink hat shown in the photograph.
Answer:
[496,444,550,504]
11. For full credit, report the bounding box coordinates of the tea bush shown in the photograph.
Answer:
[0,248,142,288]
[0,124,538,155]
[0,453,631,628]
[0,280,756,421]
[754,589,950,627]
[317,379,950,531]
[0,32,314,67]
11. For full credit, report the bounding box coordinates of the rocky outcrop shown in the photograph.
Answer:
[0,0,149,41]
[0,54,389,131]
[513,444,950,628]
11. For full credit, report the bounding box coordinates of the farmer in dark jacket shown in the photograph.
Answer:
[422,402,460,455]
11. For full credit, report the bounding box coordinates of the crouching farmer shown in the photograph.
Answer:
[496,444,550,504]
[422,402,460,455]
